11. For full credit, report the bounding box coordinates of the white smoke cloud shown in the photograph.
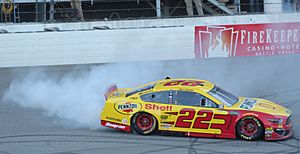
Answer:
[2,62,166,129]
[3,56,293,130]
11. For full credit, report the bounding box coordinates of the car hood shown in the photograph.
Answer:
[236,97,291,116]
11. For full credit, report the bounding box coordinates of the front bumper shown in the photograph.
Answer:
[265,128,293,141]
[264,119,293,140]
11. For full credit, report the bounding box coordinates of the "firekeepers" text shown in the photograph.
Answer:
[240,29,298,44]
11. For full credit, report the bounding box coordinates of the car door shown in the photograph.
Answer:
[168,90,231,136]
[140,90,188,130]
[140,90,188,131]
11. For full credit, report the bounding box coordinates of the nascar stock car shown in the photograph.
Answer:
[100,78,293,140]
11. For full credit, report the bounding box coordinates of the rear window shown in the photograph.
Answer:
[126,83,155,97]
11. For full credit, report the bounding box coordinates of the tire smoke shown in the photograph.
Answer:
[2,62,166,129]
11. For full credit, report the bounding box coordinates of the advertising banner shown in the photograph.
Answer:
[194,22,300,58]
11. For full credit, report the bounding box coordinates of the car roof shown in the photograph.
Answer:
[152,78,215,93]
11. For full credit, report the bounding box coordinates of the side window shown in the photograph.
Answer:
[174,91,202,106]
[174,90,218,108]
[140,91,171,104]
[200,97,219,108]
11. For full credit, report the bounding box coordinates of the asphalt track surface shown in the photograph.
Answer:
[0,55,300,154]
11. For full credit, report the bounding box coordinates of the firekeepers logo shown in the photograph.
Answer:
[194,26,239,58]
[195,23,300,58]
[114,102,141,115]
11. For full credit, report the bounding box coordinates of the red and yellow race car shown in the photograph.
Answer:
[100,78,293,140]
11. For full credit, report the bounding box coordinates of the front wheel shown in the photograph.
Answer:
[131,112,157,135]
[236,116,264,141]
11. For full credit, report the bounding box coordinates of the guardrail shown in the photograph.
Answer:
[1,0,300,23]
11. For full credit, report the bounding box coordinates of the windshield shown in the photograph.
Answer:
[208,86,239,107]
[126,83,155,97]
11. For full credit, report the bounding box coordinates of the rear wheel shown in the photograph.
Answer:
[131,112,157,135]
[237,117,264,141]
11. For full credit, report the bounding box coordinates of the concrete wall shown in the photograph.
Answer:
[0,13,300,68]
[0,27,194,67]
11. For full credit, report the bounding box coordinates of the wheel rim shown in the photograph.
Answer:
[241,119,258,136]
[136,114,153,131]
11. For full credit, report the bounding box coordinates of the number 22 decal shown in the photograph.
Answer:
[175,108,230,131]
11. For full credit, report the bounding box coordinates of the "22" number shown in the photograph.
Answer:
[175,108,231,131]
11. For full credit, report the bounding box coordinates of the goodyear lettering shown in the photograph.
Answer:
[145,104,173,111]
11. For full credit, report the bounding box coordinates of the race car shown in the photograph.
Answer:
[100,78,293,140]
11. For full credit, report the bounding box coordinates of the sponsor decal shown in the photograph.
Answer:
[195,23,300,58]
[160,115,169,120]
[106,116,122,122]
[229,111,239,115]
[105,122,126,129]
[122,119,128,124]
[130,97,138,100]
[265,127,273,138]
[118,103,137,112]
[163,80,204,87]
[240,98,257,110]
[114,102,142,115]
[145,104,173,111]
[160,124,171,129]
[242,113,259,117]
[258,103,276,110]
[112,92,122,97]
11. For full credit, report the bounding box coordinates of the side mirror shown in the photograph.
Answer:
[218,104,224,109]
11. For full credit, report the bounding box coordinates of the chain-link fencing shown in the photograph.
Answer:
[1,0,300,23]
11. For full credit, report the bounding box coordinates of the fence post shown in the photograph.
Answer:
[43,0,46,22]
[49,0,54,22]
[156,0,161,17]
[264,0,282,14]
[35,0,46,22]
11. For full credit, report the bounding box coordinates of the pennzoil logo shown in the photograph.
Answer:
[114,102,141,115]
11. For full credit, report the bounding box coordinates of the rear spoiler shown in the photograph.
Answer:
[104,84,118,100]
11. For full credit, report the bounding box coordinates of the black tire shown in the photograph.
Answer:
[236,116,264,141]
[131,112,157,135]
